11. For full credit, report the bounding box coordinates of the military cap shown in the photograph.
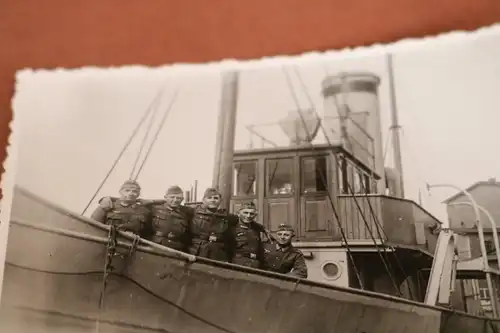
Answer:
[238,201,257,211]
[121,179,141,191]
[166,185,183,195]
[277,224,295,232]
[203,187,221,198]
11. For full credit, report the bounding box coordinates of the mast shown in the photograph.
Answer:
[212,71,240,211]
[387,53,405,198]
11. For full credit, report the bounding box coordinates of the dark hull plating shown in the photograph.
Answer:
[1,186,499,333]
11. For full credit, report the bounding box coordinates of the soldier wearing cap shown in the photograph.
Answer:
[91,180,151,237]
[232,201,270,269]
[263,223,308,278]
[148,185,194,252]
[188,187,237,262]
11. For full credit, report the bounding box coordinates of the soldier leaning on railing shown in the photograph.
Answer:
[91,182,307,279]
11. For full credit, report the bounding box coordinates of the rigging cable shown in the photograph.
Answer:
[343,179,402,295]
[282,66,364,289]
[306,65,404,291]
[290,65,408,294]
[129,97,163,180]
[318,69,401,295]
[308,65,402,264]
[81,87,166,215]
[382,129,392,166]
[5,261,237,333]
[358,178,415,299]
[133,87,181,181]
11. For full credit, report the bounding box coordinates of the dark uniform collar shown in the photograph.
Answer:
[276,243,292,252]
[238,220,255,228]
[118,199,140,207]
[197,204,226,216]
[163,203,176,211]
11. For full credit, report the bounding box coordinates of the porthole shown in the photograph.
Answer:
[321,261,342,280]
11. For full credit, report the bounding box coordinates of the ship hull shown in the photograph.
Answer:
[1,187,499,333]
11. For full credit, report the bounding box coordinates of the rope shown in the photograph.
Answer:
[282,65,365,289]
[133,87,180,181]
[81,87,167,215]
[95,224,119,333]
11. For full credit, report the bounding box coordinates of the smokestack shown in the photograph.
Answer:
[321,72,385,193]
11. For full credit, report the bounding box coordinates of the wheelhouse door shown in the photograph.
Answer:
[299,154,333,240]
[263,157,296,233]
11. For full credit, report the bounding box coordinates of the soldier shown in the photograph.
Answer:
[232,202,266,268]
[149,185,193,252]
[91,180,151,237]
[188,188,237,262]
[263,224,308,279]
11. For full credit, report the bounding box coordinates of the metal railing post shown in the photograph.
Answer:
[428,183,499,317]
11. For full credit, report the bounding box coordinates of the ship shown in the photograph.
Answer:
[1,55,500,333]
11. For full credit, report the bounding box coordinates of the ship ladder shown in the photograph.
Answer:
[424,229,458,306]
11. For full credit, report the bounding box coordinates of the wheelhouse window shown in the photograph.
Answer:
[266,158,294,195]
[302,156,328,193]
[337,154,376,195]
[233,161,257,196]
[363,173,371,194]
[337,155,349,194]
[353,168,363,194]
[371,179,378,194]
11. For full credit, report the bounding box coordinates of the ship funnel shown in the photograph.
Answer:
[321,72,385,193]
[278,109,321,146]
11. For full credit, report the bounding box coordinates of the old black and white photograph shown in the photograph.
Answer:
[1,25,500,332]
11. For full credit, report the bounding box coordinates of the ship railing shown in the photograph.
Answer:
[244,115,375,155]
[337,194,441,253]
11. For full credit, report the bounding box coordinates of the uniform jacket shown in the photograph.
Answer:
[233,221,266,265]
[150,203,194,252]
[91,198,151,237]
[263,243,308,278]
[188,205,238,262]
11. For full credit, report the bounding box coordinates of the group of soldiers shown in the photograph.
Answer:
[91,180,308,279]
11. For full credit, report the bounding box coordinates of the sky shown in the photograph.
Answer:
[10,25,500,224]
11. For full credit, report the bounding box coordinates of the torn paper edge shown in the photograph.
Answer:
[0,84,20,301]
[13,22,500,80]
[0,22,498,297]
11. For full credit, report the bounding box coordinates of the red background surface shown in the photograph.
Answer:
[1,0,500,198]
